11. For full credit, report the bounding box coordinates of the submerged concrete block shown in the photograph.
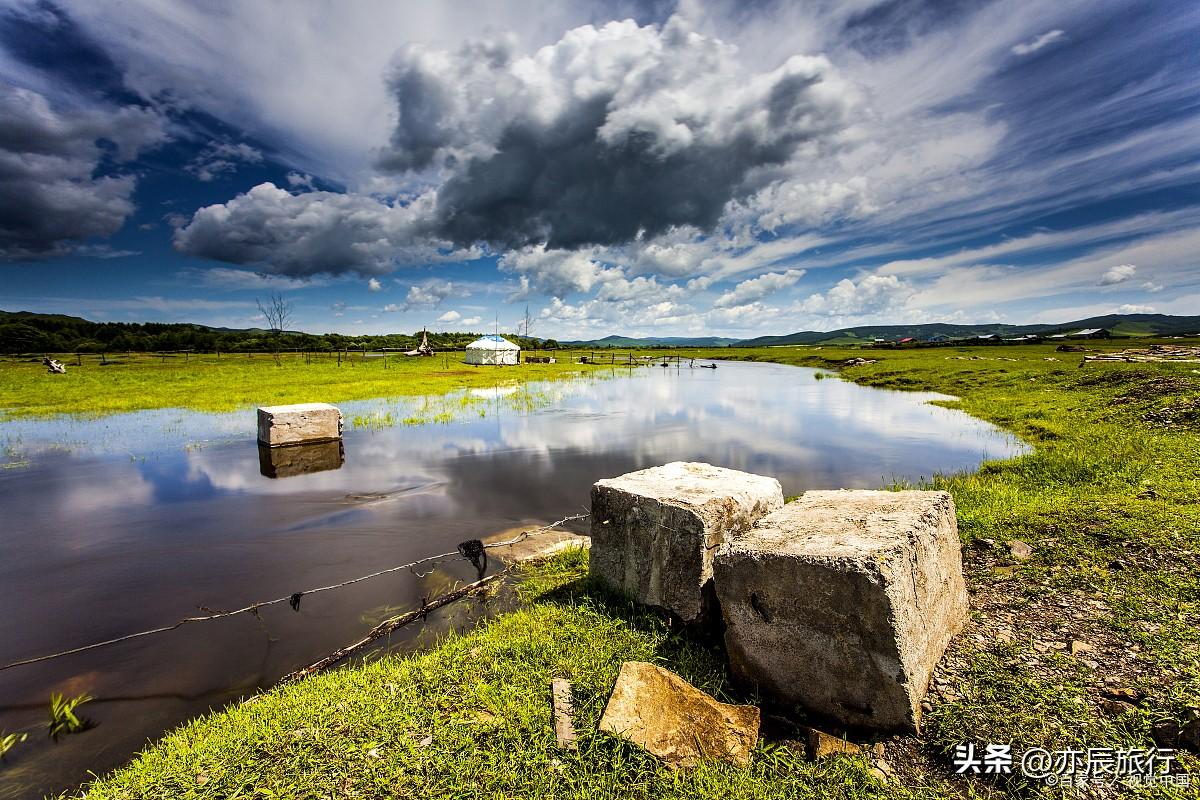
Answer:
[714,490,967,730]
[589,462,783,623]
[256,402,343,447]
[257,440,344,478]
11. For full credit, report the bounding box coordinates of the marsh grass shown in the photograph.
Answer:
[47,694,93,741]
[0,730,27,760]
[0,351,606,419]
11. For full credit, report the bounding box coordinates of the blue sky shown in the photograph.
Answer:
[0,0,1196,338]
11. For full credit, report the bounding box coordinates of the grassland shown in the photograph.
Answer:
[0,351,607,419]
[47,342,1200,797]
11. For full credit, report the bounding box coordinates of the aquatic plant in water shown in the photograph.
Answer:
[0,730,27,760]
[47,693,92,740]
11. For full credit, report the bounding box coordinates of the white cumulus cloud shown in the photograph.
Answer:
[713,269,806,308]
[1098,263,1137,286]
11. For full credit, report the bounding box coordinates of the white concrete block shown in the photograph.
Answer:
[589,462,784,623]
[256,402,343,447]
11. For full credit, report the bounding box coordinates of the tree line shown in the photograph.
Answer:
[0,312,557,355]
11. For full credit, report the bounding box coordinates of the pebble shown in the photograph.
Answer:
[1009,540,1034,560]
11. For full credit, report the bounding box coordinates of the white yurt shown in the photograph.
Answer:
[464,334,521,366]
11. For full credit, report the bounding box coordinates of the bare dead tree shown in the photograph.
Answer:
[520,303,535,339]
[256,291,294,334]
[256,291,294,364]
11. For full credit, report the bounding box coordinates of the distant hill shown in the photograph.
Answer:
[561,335,740,348]
[0,309,536,354]
[733,314,1200,347]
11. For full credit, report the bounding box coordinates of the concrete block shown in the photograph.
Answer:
[714,490,968,730]
[589,462,784,623]
[256,402,343,447]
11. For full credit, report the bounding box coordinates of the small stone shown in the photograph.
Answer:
[997,628,1014,643]
[1151,720,1182,749]
[598,662,760,769]
[873,742,886,758]
[1082,660,1101,670]
[1008,540,1034,560]
[1100,699,1136,717]
[873,758,897,782]
[1069,640,1093,656]
[805,727,862,758]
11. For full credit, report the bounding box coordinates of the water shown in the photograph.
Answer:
[0,361,1025,798]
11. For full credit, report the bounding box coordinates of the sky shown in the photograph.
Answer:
[0,0,1197,339]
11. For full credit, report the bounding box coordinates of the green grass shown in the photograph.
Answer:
[54,342,1200,797]
[0,352,609,419]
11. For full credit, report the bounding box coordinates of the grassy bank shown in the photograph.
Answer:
[0,351,607,419]
[62,344,1200,797]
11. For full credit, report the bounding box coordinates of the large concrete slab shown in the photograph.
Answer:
[714,490,968,730]
[590,462,783,623]
[256,402,343,447]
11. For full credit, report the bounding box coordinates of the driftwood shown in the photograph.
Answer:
[278,572,504,684]
[43,356,66,374]
[404,328,434,357]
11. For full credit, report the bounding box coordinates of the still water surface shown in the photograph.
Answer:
[0,361,1025,798]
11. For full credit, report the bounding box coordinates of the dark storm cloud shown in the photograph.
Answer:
[379,16,857,250]
[0,81,165,260]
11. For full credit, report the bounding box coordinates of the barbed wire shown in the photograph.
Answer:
[0,513,589,673]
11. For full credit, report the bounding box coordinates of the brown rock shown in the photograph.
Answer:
[1069,640,1092,656]
[1100,699,1136,717]
[598,662,760,768]
[806,727,861,758]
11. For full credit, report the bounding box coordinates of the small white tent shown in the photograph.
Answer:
[464,334,520,366]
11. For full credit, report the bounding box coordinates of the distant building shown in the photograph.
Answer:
[898,337,915,344]
[1067,328,1112,339]
[927,333,952,343]
[464,334,521,365]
